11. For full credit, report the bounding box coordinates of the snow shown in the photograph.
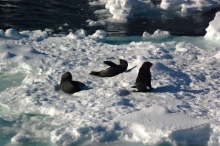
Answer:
[89,0,220,22]
[0,13,220,145]
[89,0,152,21]
[11,133,30,143]
[160,0,219,12]
[114,105,208,144]
[143,29,170,39]
[205,11,220,41]
[0,28,48,41]
[87,19,107,26]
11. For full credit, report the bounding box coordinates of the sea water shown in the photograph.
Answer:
[0,0,219,36]
[0,0,220,146]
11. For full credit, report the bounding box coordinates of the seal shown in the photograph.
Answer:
[90,59,128,77]
[134,61,153,92]
[60,72,85,94]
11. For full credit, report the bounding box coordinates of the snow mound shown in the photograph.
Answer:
[11,133,30,143]
[90,0,152,21]
[87,19,107,26]
[160,0,219,12]
[143,29,170,39]
[0,28,48,41]
[0,43,45,63]
[115,105,208,144]
[205,11,220,41]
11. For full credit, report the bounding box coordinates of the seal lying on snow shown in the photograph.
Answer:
[60,72,85,94]
[134,61,154,92]
[90,59,128,77]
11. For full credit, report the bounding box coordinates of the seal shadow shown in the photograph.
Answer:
[125,65,137,73]
[152,85,204,94]
[118,89,131,96]
[54,84,60,91]
[54,84,92,92]
[81,86,93,91]
[151,63,205,95]
[116,89,135,107]
[118,98,135,107]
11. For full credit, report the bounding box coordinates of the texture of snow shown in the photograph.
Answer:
[89,0,152,21]
[87,19,107,26]
[89,0,220,23]
[0,25,220,145]
[114,105,208,144]
[205,12,220,41]
[160,0,219,12]
[11,133,30,143]
[143,29,170,39]
[0,28,48,41]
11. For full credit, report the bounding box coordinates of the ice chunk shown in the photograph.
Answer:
[87,19,107,26]
[204,12,220,40]
[11,133,30,143]
[91,0,152,21]
[51,126,82,145]
[0,29,48,41]
[88,30,107,42]
[160,0,185,10]
[20,30,48,41]
[143,29,170,39]
[5,28,22,40]
[160,0,219,12]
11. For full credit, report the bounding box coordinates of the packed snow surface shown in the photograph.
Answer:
[0,13,220,145]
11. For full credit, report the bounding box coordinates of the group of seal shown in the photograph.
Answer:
[59,59,153,94]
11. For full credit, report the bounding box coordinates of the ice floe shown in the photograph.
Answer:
[0,12,220,145]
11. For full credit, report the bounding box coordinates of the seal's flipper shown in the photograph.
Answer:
[103,61,117,67]
[133,89,151,92]
[71,81,85,87]
[90,71,99,76]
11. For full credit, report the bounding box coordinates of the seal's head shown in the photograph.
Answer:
[119,59,128,66]
[143,62,153,68]
[61,72,72,82]
[140,62,153,72]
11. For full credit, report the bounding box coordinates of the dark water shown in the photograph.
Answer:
[0,0,219,36]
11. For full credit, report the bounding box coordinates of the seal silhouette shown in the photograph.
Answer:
[134,61,153,92]
[90,59,128,77]
[60,72,85,94]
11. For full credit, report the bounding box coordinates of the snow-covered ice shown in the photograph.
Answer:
[205,11,220,41]
[89,0,220,22]
[143,29,170,39]
[0,11,220,146]
[89,0,152,21]
[160,0,219,12]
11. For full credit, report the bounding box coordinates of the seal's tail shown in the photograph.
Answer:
[90,71,99,76]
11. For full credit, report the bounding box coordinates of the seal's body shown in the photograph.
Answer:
[60,72,85,94]
[135,61,153,92]
[90,59,128,77]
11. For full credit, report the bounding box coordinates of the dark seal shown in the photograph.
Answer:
[60,72,85,94]
[90,59,128,77]
[134,61,153,92]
